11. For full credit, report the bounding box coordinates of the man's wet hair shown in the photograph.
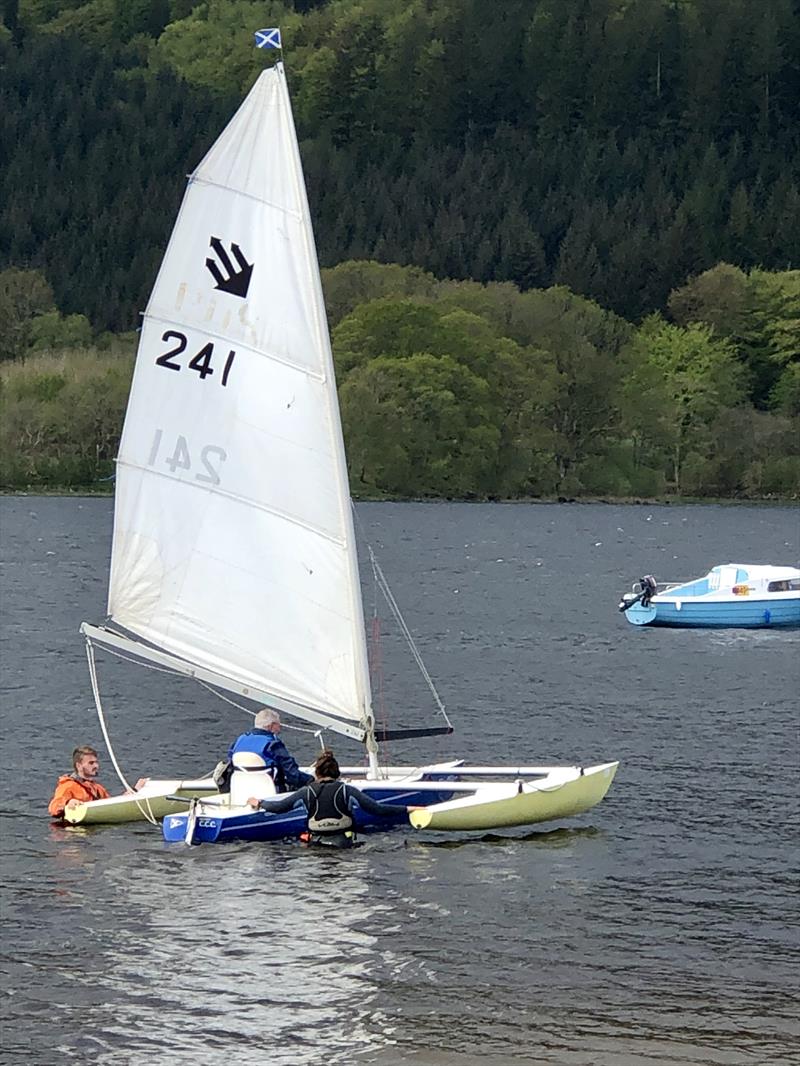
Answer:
[72,745,98,769]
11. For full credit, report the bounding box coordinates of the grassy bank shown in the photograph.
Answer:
[2,347,798,502]
[0,346,133,490]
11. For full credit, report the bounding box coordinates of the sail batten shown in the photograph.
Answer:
[114,457,350,548]
[191,176,305,219]
[105,64,372,729]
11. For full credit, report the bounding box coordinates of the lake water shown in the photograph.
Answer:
[1,497,798,1066]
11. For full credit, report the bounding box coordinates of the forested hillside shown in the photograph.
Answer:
[3,0,799,327]
[1,0,798,499]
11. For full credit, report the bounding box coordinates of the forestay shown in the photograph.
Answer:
[105,65,371,730]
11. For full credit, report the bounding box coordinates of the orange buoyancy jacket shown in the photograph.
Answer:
[48,774,110,818]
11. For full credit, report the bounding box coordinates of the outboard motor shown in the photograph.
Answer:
[640,574,657,607]
[618,574,658,612]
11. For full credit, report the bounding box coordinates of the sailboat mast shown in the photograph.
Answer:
[277,64,379,774]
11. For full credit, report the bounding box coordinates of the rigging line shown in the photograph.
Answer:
[92,642,183,675]
[368,547,452,727]
[86,642,321,734]
[85,639,158,826]
[194,678,256,717]
[193,678,320,733]
[350,505,450,726]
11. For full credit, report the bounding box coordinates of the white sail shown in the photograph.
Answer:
[106,65,372,729]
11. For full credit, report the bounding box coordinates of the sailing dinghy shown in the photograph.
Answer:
[74,61,618,840]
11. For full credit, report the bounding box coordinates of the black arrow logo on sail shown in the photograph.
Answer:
[206,237,253,298]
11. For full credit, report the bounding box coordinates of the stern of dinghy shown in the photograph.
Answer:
[163,806,225,844]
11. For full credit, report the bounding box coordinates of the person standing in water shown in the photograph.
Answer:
[48,746,110,818]
[248,748,422,847]
[48,746,148,819]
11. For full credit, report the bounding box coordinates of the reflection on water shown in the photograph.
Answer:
[1,499,799,1066]
[90,849,390,1064]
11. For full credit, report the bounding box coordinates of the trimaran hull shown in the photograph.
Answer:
[61,763,619,838]
[164,763,618,842]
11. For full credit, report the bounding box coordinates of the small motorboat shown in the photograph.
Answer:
[618,563,800,628]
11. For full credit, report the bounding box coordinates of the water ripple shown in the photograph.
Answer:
[1,498,799,1065]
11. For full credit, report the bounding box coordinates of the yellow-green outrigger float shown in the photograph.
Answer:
[409,763,618,832]
[64,777,218,825]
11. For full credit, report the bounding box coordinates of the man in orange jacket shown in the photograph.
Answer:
[48,746,111,818]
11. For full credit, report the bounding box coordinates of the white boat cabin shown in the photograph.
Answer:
[663,564,800,600]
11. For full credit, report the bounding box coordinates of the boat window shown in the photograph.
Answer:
[715,566,738,589]
[768,579,800,591]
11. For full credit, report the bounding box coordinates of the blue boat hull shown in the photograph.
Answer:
[624,597,800,628]
[162,782,457,844]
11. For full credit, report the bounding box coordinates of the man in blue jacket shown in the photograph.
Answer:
[228,708,313,792]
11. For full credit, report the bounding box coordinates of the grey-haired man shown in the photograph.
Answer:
[227,709,313,791]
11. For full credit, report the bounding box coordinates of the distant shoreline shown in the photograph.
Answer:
[2,488,797,506]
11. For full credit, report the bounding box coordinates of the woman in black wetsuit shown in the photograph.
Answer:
[247,749,422,847]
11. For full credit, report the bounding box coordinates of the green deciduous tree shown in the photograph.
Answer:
[29,310,93,350]
[0,349,133,488]
[321,261,438,330]
[339,353,499,498]
[623,315,747,492]
[0,268,56,361]
[668,263,800,409]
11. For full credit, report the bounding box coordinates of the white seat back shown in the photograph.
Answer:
[230,766,277,806]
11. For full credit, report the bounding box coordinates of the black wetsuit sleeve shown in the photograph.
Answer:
[344,784,407,817]
[257,787,308,814]
[270,739,313,789]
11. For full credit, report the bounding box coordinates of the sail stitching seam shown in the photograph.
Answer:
[190,176,303,219]
[113,458,349,548]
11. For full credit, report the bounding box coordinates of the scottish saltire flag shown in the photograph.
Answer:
[254,27,281,49]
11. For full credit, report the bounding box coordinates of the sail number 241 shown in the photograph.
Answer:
[156,330,235,386]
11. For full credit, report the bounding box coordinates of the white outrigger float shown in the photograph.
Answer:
[70,57,618,841]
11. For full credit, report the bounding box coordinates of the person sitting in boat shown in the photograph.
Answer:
[228,708,313,792]
[246,748,423,848]
[48,746,149,820]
